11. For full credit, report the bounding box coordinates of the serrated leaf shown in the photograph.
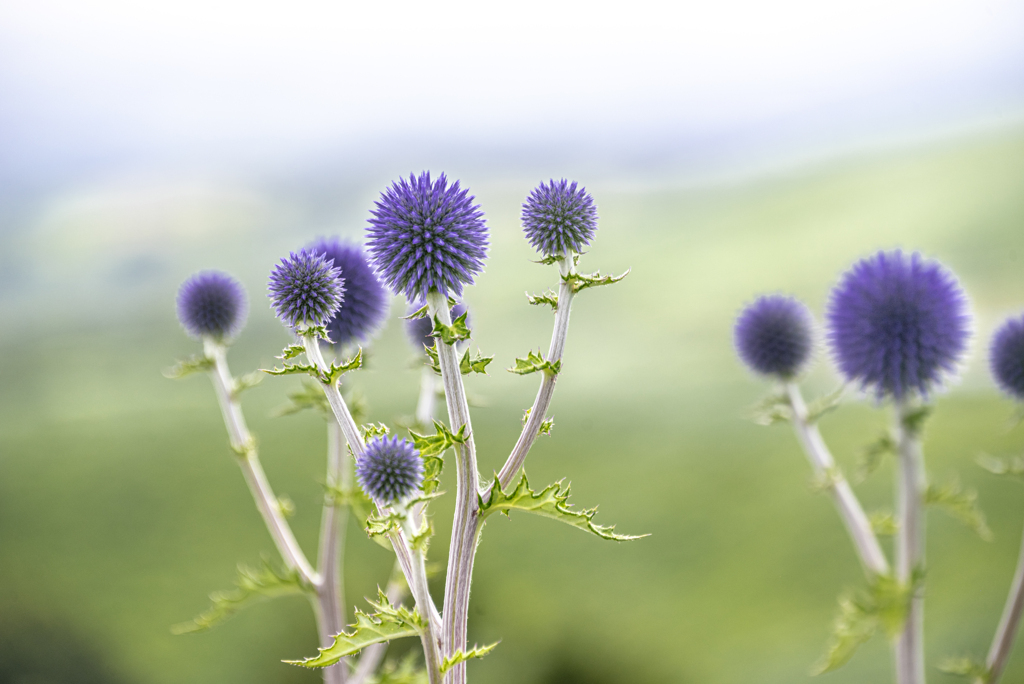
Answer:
[869,510,898,536]
[367,653,429,684]
[363,422,390,440]
[172,559,307,634]
[521,408,555,435]
[423,344,442,374]
[751,391,792,426]
[977,453,1024,480]
[439,642,499,674]
[479,474,645,541]
[323,348,363,384]
[900,405,933,435]
[562,267,629,294]
[939,656,991,682]
[460,349,493,375]
[233,371,264,396]
[813,573,916,674]
[924,479,992,540]
[409,515,434,553]
[855,432,897,482]
[286,591,425,668]
[366,510,405,538]
[163,354,214,379]
[273,381,330,417]
[534,253,567,266]
[526,290,558,310]
[275,496,296,518]
[810,465,844,492]
[403,303,430,321]
[262,361,321,378]
[431,312,471,346]
[508,350,561,376]
[409,422,465,495]
[806,386,845,423]
[325,483,373,526]
[298,324,332,343]
[279,344,306,361]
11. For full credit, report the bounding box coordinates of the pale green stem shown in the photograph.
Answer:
[981,519,1024,684]
[894,401,927,684]
[317,418,349,684]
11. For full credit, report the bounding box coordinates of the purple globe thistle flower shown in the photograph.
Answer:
[356,435,424,503]
[827,250,971,400]
[521,179,598,256]
[306,238,389,349]
[405,301,469,350]
[366,172,488,300]
[990,314,1024,400]
[734,295,814,378]
[267,249,345,330]
[176,271,248,341]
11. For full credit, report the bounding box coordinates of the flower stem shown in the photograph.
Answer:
[981,519,1024,684]
[317,419,349,684]
[784,383,890,577]
[426,290,479,684]
[894,401,927,684]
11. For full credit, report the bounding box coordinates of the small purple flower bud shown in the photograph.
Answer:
[267,250,345,329]
[356,435,424,503]
[306,238,389,349]
[521,179,598,256]
[405,301,469,350]
[734,295,814,378]
[991,314,1024,401]
[176,271,248,341]
[366,172,488,300]
[827,250,971,399]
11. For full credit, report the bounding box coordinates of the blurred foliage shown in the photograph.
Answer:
[1,129,1024,684]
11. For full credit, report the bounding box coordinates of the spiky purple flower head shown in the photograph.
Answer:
[405,301,469,350]
[734,295,814,378]
[176,271,248,341]
[990,314,1024,401]
[267,249,345,329]
[827,250,971,400]
[306,238,389,348]
[521,179,598,256]
[366,172,488,300]
[356,435,424,503]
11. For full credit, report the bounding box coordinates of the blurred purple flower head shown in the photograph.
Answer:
[827,250,971,400]
[356,435,424,503]
[521,179,598,256]
[176,271,248,341]
[267,250,345,330]
[366,172,488,300]
[405,301,469,350]
[734,295,814,378]
[990,314,1024,401]
[306,238,389,349]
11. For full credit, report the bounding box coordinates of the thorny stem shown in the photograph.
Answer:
[317,419,349,684]
[785,383,890,577]
[894,401,927,684]
[981,519,1024,684]
[302,334,444,684]
[426,290,480,684]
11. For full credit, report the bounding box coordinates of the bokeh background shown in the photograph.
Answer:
[2,1,1024,682]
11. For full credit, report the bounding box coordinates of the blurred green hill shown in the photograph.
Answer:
[2,127,1024,683]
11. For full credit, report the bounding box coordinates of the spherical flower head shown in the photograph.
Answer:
[521,179,598,256]
[356,435,424,504]
[734,295,814,378]
[267,249,345,329]
[405,301,469,350]
[176,271,248,341]
[366,172,488,300]
[827,250,971,400]
[306,238,389,349]
[990,314,1024,401]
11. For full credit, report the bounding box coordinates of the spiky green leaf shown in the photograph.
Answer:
[172,559,307,634]
[856,432,897,482]
[900,405,933,436]
[163,354,214,379]
[279,344,306,360]
[479,474,645,541]
[363,422,390,440]
[232,371,264,396]
[439,642,500,674]
[806,386,845,423]
[409,421,465,495]
[262,361,320,378]
[751,391,792,426]
[977,453,1024,481]
[925,479,992,540]
[939,657,991,682]
[508,350,561,376]
[403,303,430,321]
[562,267,629,294]
[431,312,471,346]
[286,591,425,667]
[323,348,363,384]
[460,349,493,375]
[273,381,330,417]
[367,653,429,684]
[526,290,559,310]
[521,407,553,435]
[869,510,898,536]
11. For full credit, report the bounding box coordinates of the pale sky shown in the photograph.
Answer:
[1,0,1023,179]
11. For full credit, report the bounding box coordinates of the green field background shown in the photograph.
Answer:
[2,128,1024,683]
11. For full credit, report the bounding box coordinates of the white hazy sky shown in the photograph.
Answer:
[1,0,1023,178]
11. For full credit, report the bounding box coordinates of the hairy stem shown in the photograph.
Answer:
[426,290,480,684]
[894,401,927,684]
[785,383,890,577]
[416,367,438,428]
[493,270,576,494]
[981,522,1024,683]
[302,335,443,684]
[317,419,349,684]
[204,339,319,585]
